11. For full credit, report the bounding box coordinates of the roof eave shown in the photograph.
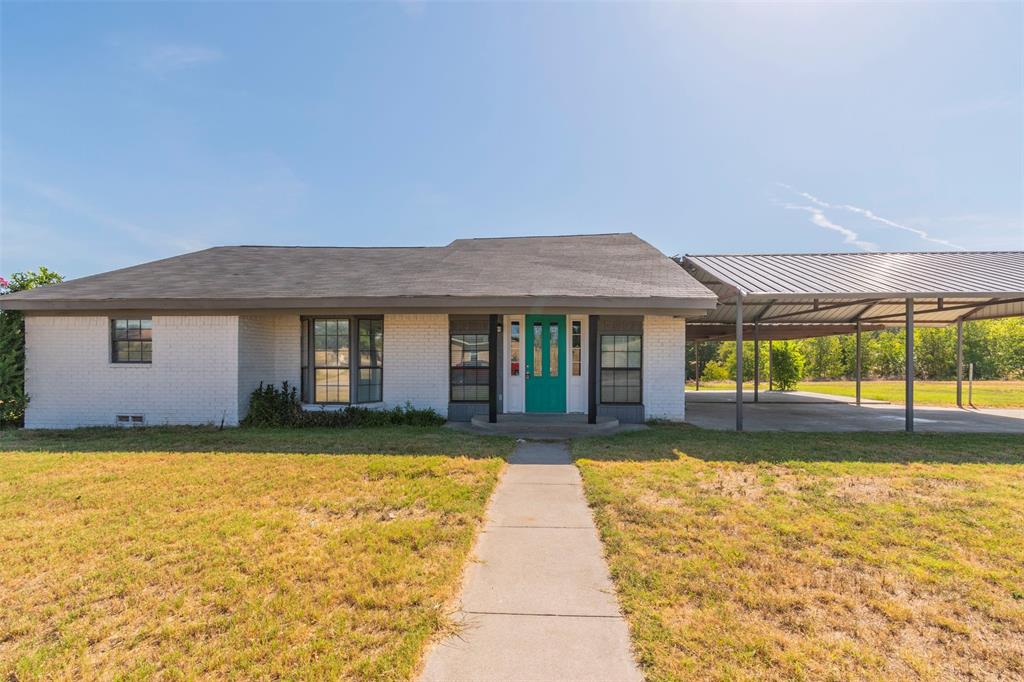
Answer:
[2,294,720,314]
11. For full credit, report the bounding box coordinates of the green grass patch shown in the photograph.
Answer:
[688,379,1024,409]
[574,425,1024,681]
[796,380,1024,409]
[0,427,513,679]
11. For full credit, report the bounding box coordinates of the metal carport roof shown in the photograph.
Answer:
[679,251,1024,432]
[681,251,1024,340]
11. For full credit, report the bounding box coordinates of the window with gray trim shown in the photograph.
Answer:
[313,318,350,403]
[302,317,384,404]
[111,318,152,363]
[450,333,489,402]
[357,318,383,402]
[600,334,641,403]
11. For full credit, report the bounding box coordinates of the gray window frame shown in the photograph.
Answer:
[599,333,643,405]
[301,316,384,405]
[449,316,490,403]
[110,318,153,364]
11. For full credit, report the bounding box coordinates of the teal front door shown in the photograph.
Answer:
[525,315,566,413]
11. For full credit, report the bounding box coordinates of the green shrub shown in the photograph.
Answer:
[0,392,28,429]
[770,341,805,391]
[700,360,731,382]
[241,381,302,427]
[241,381,445,428]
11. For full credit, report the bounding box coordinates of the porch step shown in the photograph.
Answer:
[461,413,624,439]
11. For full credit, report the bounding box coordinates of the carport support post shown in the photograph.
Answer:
[768,339,773,391]
[735,295,744,431]
[956,319,964,408]
[695,342,701,391]
[905,299,914,432]
[855,321,862,406]
[753,324,760,403]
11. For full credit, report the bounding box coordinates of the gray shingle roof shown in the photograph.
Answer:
[2,233,718,312]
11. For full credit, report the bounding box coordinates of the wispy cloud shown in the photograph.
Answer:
[19,180,208,254]
[777,184,965,250]
[779,202,878,251]
[141,44,222,74]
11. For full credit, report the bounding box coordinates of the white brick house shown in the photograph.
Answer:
[3,234,718,428]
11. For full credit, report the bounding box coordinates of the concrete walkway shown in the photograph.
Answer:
[419,441,642,682]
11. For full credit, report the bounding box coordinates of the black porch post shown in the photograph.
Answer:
[588,315,599,424]
[488,314,498,423]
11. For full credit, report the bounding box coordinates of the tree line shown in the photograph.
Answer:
[692,318,1024,388]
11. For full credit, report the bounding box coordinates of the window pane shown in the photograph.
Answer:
[510,321,520,376]
[571,321,581,376]
[451,333,489,401]
[533,323,542,376]
[112,319,153,363]
[627,351,641,368]
[549,322,559,377]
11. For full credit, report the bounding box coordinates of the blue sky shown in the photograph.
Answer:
[2,2,1022,279]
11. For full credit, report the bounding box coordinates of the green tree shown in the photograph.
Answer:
[0,267,64,426]
[770,340,805,390]
[990,318,1024,379]
[915,327,955,379]
[868,329,905,378]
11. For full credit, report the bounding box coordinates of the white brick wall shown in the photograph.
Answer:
[238,314,301,418]
[25,312,688,427]
[25,315,240,428]
[381,313,449,413]
[643,315,686,421]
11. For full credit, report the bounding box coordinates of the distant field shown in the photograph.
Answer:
[687,380,1024,409]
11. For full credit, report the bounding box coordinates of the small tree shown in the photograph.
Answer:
[770,340,805,391]
[0,267,64,427]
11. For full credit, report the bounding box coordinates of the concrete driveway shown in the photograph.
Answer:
[686,390,1024,433]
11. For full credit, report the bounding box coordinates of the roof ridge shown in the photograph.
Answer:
[227,244,441,250]
[448,232,631,243]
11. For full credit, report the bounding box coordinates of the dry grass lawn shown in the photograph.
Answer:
[0,426,512,680]
[574,427,1024,681]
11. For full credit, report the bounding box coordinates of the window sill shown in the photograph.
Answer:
[301,401,385,411]
[302,403,348,411]
[109,363,152,368]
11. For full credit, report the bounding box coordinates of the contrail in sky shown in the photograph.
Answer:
[777,184,965,250]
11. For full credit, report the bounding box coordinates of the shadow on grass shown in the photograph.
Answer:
[572,423,1024,465]
[0,425,514,459]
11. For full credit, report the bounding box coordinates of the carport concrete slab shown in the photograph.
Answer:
[419,612,642,682]
[460,526,620,616]
[685,392,1024,433]
[688,389,887,404]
